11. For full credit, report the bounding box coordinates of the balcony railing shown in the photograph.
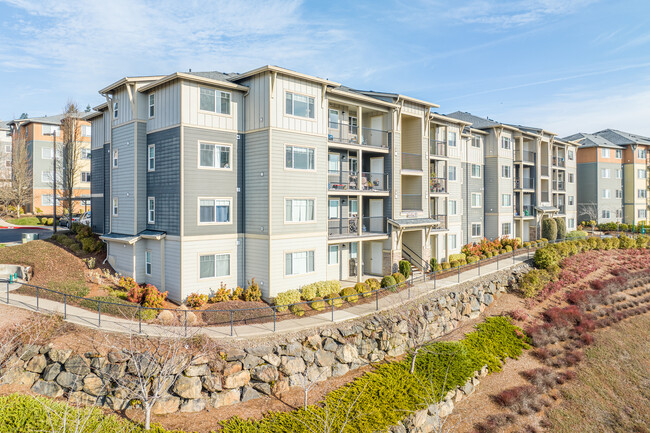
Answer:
[361,216,388,235]
[515,150,536,163]
[558,205,566,214]
[402,194,422,211]
[430,214,448,230]
[515,205,535,217]
[328,216,388,238]
[429,139,447,158]
[515,177,535,189]
[553,180,566,191]
[327,122,389,149]
[402,153,423,171]
[553,156,566,168]
[430,177,447,194]
[327,171,389,192]
[541,165,549,176]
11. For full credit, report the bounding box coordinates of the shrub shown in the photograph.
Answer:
[354,282,371,297]
[310,298,326,311]
[449,253,466,262]
[325,293,343,307]
[305,280,342,298]
[74,224,93,239]
[567,230,587,240]
[519,269,552,298]
[441,261,451,270]
[523,241,531,248]
[186,293,207,309]
[555,217,566,240]
[392,272,406,287]
[618,235,636,249]
[231,286,244,300]
[244,278,262,301]
[365,278,380,291]
[209,285,231,303]
[275,289,300,311]
[41,217,48,225]
[340,287,359,303]
[494,385,542,414]
[398,260,411,279]
[289,304,305,317]
[83,257,96,269]
[381,275,397,288]
[505,245,513,252]
[300,283,318,301]
[450,260,460,268]
[534,247,560,270]
[80,237,103,253]
[542,219,557,242]
[467,256,479,264]
[429,257,437,271]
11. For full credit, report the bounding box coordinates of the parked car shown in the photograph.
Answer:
[78,211,91,226]
[58,214,81,228]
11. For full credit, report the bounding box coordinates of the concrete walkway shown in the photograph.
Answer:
[2,252,532,340]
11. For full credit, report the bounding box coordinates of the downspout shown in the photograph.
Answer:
[241,86,249,288]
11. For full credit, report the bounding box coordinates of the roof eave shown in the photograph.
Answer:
[233,65,341,87]
[99,76,165,95]
[138,72,249,93]
[327,88,398,108]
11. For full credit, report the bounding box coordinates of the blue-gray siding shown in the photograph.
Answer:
[146,127,181,235]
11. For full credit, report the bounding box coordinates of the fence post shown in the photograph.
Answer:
[64,294,67,319]
[331,300,334,322]
[184,310,188,337]
[527,247,530,259]
[36,286,39,311]
[513,250,515,264]
[138,306,142,334]
[273,307,276,332]
[375,290,379,311]
[457,266,460,283]
[98,301,101,327]
[6,281,8,304]
[434,271,437,290]
[478,259,481,276]
[230,311,234,337]
[496,253,499,270]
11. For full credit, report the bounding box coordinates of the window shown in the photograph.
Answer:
[328,199,339,219]
[616,189,623,198]
[501,165,511,178]
[501,137,512,150]
[615,149,622,158]
[471,193,482,208]
[328,245,339,265]
[199,253,230,279]
[501,194,511,207]
[448,166,457,181]
[349,199,358,216]
[41,194,53,206]
[568,173,574,183]
[286,145,315,170]
[328,109,339,129]
[113,102,118,119]
[41,171,53,183]
[639,209,647,219]
[616,169,622,179]
[602,189,611,199]
[286,199,315,222]
[638,169,647,179]
[42,148,53,159]
[148,144,155,171]
[616,209,622,218]
[42,125,60,135]
[449,200,457,216]
[113,150,118,168]
[502,223,511,236]
[199,87,231,114]
[199,198,231,224]
[348,116,358,134]
[471,223,482,237]
[471,164,481,178]
[602,210,610,219]
[145,251,152,275]
[568,150,574,160]
[568,218,575,229]
[568,196,574,205]
[638,149,647,159]
[81,172,91,183]
[285,92,315,119]
[199,143,230,169]
[471,136,481,148]
[148,197,155,223]
[112,197,118,216]
[601,148,610,158]
[81,125,91,137]
[285,250,315,276]
[148,93,155,118]
[601,168,610,178]
[638,189,647,199]
[327,153,340,173]
[449,234,457,250]
[82,148,91,160]
[448,132,457,147]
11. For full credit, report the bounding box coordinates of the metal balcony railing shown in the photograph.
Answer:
[558,205,566,214]
[402,153,423,171]
[327,122,389,149]
[361,216,388,234]
[430,177,447,193]
[402,194,422,211]
[430,214,448,229]
[515,151,536,163]
[553,180,566,191]
[327,171,389,192]
[328,217,358,237]
[515,205,535,217]
[553,156,566,168]
[515,177,535,189]
[429,139,447,158]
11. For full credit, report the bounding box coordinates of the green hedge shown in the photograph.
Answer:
[542,219,557,242]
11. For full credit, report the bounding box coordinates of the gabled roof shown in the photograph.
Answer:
[445,111,520,131]
[595,129,650,146]
[564,132,624,149]
[138,72,249,93]
[232,65,341,87]
[357,90,439,109]
[6,113,70,127]
[99,75,166,95]
[327,86,398,108]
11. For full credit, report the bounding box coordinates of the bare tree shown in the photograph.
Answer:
[0,132,32,217]
[578,202,599,232]
[59,102,83,224]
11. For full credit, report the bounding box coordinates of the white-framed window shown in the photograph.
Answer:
[568,196,574,205]
[501,136,512,150]
[602,210,610,219]
[471,223,482,237]
[81,125,91,137]
[286,145,315,170]
[638,169,647,179]
[449,234,457,250]
[328,199,339,219]
[328,109,339,129]
[501,165,511,178]
[82,148,91,159]
[616,209,623,218]
[638,189,647,199]
[448,166,457,181]
[349,198,358,216]
[502,222,511,236]
[568,150,574,160]
[148,144,155,171]
[501,194,511,207]
[616,169,622,179]
[448,200,457,216]
[81,171,91,183]
[601,168,610,178]
[199,87,231,115]
[639,209,647,218]
[285,198,315,222]
[285,92,315,119]
[615,189,622,198]
[145,250,152,275]
[41,171,53,183]
[285,250,315,276]
[42,124,60,135]
[198,198,231,224]
[448,132,457,147]
[568,218,575,229]
[112,150,118,168]
[471,164,481,178]
[471,136,481,148]
[601,148,610,158]
[41,194,53,206]
[112,197,118,216]
[602,189,611,199]
[148,93,155,118]
[638,149,647,159]
[113,102,118,119]
[615,149,622,158]
[471,193,482,208]
[199,253,231,279]
[148,197,155,224]
[568,173,574,183]
[199,142,231,169]
[328,245,339,265]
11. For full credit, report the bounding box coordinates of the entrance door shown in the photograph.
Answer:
[370,157,384,190]
[369,199,383,233]
[368,116,383,146]
[370,241,382,275]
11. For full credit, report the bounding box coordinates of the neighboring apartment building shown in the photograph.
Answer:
[0,121,12,184]
[6,114,92,214]
[567,129,650,225]
[446,112,579,242]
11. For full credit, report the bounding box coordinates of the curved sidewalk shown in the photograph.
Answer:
[3,253,531,340]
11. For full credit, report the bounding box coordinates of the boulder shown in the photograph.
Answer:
[222,361,242,376]
[202,375,222,392]
[225,349,246,362]
[90,357,106,371]
[64,354,90,376]
[105,396,129,411]
[271,379,289,397]
[280,356,306,376]
[335,344,357,364]
[25,354,47,373]
[314,350,335,367]
[106,350,129,364]
[180,398,206,413]
[42,363,62,381]
[461,381,474,396]
[242,354,262,370]
[331,364,349,378]
[262,353,281,367]
[305,334,322,350]
[245,345,273,357]
[253,382,272,396]
[18,344,40,361]
[483,293,494,305]
[438,400,454,417]
[31,380,64,398]
[323,338,338,352]
[152,395,181,414]
[69,391,101,407]
[83,374,107,396]
[251,364,278,383]
[1,368,38,386]
[223,370,250,389]
[55,371,83,391]
[190,354,210,365]
[173,376,202,399]
[241,386,261,402]
[184,364,210,377]
[283,342,302,357]
[211,389,241,408]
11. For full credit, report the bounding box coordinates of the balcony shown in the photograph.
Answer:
[515,205,535,217]
[553,156,566,168]
[430,214,448,230]
[515,150,536,164]
[402,153,422,171]
[430,177,447,194]
[328,171,389,192]
[553,180,566,191]
[429,139,447,158]
[328,216,388,238]
[515,177,535,189]
[402,194,422,211]
[558,205,566,214]
[361,216,388,235]
[328,122,389,149]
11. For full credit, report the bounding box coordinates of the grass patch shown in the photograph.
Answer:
[6,216,42,225]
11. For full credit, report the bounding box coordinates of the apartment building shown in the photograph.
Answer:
[6,114,92,214]
[447,112,579,242]
[567,129,650,225]
[0,121,11,184]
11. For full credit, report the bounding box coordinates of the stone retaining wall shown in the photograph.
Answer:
[0,263,531,415]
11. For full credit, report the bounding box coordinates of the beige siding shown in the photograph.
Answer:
[146,81,181,132]
[271,74,325,135]
[269,235,327,297]
[181,237,239,297]
[181,81,243,131]
[241,74,270,131]
[91,116,105,149]
[165,240,182,301]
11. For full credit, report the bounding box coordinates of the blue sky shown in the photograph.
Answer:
[1,0,650,136]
